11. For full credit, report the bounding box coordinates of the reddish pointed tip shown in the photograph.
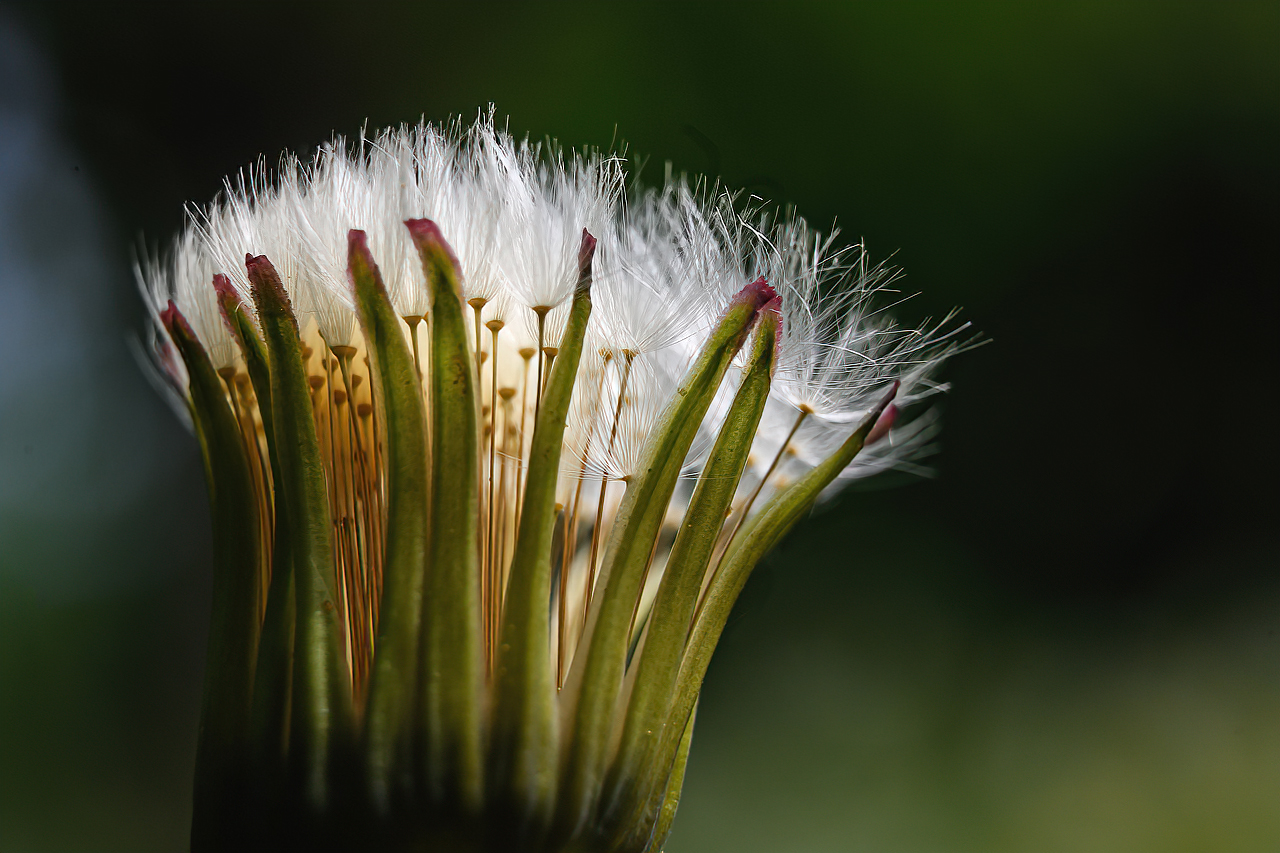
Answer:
[348,228,370,254]
[761,293,784,333]
[245,254,271,276]
[244,253,295,323]
[211,274,245,337]
[211,273,235,298]
[159,300,178,331]
[736,276,778,311]
[876,379,900,411]
[857,381,901,442]
[866,403,899,445]
[346,229,387,298]
[404,218,461,270]
[160,300,194,340]
[404,217,444,243]
[578,228,597,277]
[759,295,784,366]
[245,254,285,288]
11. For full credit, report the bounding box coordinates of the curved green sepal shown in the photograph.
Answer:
[406,219,485,814]
[491,231,596,843]
[645,382,900,828]
[348,230,431,815]
[640,701,697,853]
[558,278,776,839]
[602,301,780,839]
[213,274,275,469]
[214,275,297,783]
[247,254,353,818]
[163,302,263,852]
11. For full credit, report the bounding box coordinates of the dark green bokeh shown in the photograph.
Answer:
[1,3,1276,850]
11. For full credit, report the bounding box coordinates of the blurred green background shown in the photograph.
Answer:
[1,2,1277,851]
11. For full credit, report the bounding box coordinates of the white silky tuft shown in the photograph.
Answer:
[142,110,973,504]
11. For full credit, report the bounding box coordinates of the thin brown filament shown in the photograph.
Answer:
[492,393,516,672]
[335,349,365,458]
[542,348,557,391]
[485,322,504,674]
[337,353,376,697]
[422,313,433,446]
[332,350,362,660]
[557,355,612,687]
[469,299,487,394]
[222,370,272,618]
[532,307,549,427]
[585,477,610,627]
[720,408,808,558]
[331,384,355,684]
[556,506,571,689]
[322,356,347,681]
[627,530,664,646]
[361,399,385,631]
[513,349,534,536]
[320,342,339,520]
[469,300,488,639]
[236,374,275,538]
[585,351,636,623]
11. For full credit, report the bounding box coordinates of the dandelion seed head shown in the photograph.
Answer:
[146,111,976,851]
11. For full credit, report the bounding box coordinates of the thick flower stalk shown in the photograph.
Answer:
[138,113,970,853]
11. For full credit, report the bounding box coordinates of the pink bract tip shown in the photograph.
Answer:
[212,274,244,336]
[245,253,270,275]
[578,228,597,268]
[879,380,901,410]
[211,273,237,300]
[404,217,444,243]
[404,218,461,270]
[856,380,900,442]
[866,403,900,445]
[347,229,387,298]
[244,253,294,322]
[160,300,193,339]
[760,294,784,365]
[760,294,784,333]
[581,227,599,284]
[736,276,778,310]
[348,228,370,254]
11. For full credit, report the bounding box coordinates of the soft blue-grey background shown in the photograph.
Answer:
[1,3,1277,851]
